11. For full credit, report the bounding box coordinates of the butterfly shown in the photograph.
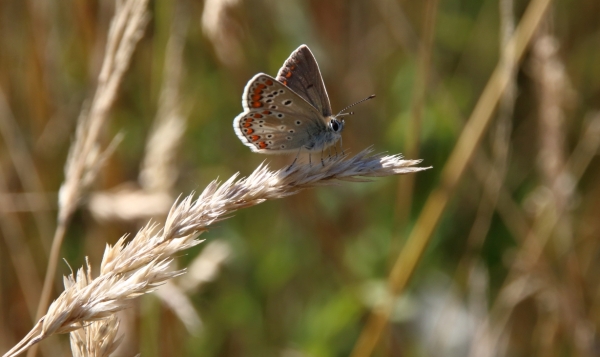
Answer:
[233,45,373,156]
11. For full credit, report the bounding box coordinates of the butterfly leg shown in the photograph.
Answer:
[286,147,303,172]
[286,158,297,172]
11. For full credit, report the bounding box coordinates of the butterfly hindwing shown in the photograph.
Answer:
[234,74,329,154]
[276,45,332,117]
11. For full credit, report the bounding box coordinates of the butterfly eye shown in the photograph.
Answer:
[329,119,342,132]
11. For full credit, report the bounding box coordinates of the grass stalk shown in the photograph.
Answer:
[350,0,553,355]
[3,150,429,357]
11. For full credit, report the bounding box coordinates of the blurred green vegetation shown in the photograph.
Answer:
[1,0,600,356]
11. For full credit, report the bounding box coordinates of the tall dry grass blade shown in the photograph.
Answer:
[468,114,600,356]
[471,151,529,240]
[471,114,600,356]
[472,44,595,356]
[3,150,428,357]
[202,0,243,67]
[154,282,203,333]
[394,0,439,231]
[462,1,518,354]
[33,0,151,346]
[478,97,600,355]
[0,93,46,319]
[0,88,53,253]
[350,0,552,355]
[531,31,575,254]
[465,0,517,260]
[160,240,232,333]
[473,23,585,356]
[0,169,45,324]
[375,0,418,53]
[179,240,232,293]
[139,1,188,193]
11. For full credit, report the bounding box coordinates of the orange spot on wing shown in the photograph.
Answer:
[285,71,292,78]
[265,79,273,85]
[258,141,268,149]
[246,128,254,134]
[282,80,288,86]
[243,122,252,128]
[251,94,261,101]
[253,84,266,95]
[253,113,263,118]
[251,101,263,108]
[250,135,260,142]
[262,110,271,115]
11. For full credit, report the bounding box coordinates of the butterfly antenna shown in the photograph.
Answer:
[336,94,376,117]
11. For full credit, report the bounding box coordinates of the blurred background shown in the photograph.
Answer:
[1,0,600,356]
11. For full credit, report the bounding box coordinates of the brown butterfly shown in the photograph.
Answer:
[233,45,373,155]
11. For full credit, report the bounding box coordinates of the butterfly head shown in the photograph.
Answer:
[328,117,345,133]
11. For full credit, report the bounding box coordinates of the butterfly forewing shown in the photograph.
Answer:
[276,45,332,117]
[234,74,328,154]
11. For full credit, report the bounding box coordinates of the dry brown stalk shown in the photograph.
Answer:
[33,0,151,345]
[467,24,583,357]
[0,169,44,323]
[472,30,590,356]
[350,0,553,354]
[2,150,429,357]
[467,114,600,356]
[394,0,439,231]
[139,1,188,194]
[58,0,150,228]
[462,1,518,354]
[465,0,517,262]
[0,88,53,252]
[202,0,243,67]
[157,240,232,333]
